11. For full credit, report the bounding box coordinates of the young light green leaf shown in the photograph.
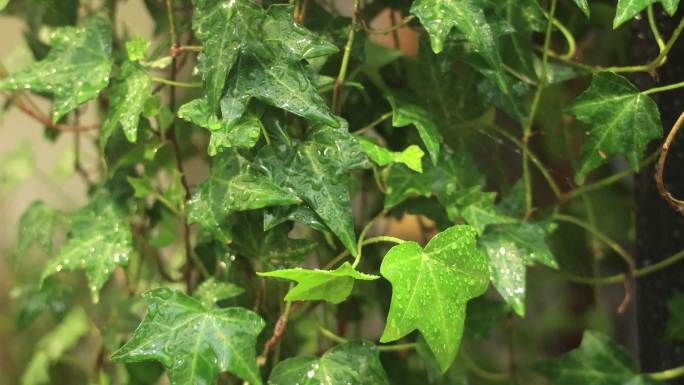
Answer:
[666,293,684,341]
[0,0,9,11]
[443,187,517,234]
[568,71,661,184]
[258,262,379,304]
[13,201,61,269]
[21,307,89,385]
[0,17,112,121]
[614,0,678,28]
[126,36,150,61]
[387,95,441,164]
[660,0,680,14]
[187,150,301,241]
[481,222,557,316]
[177,98,262,155]
[538,330,660,385]
[101,62,151,148]
[41,192,132,303]
[194,278,245,308]
[0,142,33,189]
[573,0,591,17]
[269,341,389,385]
[380,225,489,371]
[257,119,366,256]
[112,288,265,385]
[358,137,424,172]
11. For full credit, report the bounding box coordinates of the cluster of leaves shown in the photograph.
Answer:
[3,0,684,384]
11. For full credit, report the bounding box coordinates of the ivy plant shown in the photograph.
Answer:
[3,0,684,384]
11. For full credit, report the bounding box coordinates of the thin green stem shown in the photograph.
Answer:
[648,5,666,52]
[324,235,404,270]
[522,0,557,217]
[461,350,510,382]
[150,77,202,88]
[486,125,561,199]
[165,0,178,48]
[644,80,684,95]
[606,14,684,73]
[544,11,577,60]
[332,0,360,114]
[553,213,635,273]
[352,209,388,268]
[354,111,393,134]
[648,364,684,381]
[561,151,659,202]
[318,327,416,352]
[155,193,181,216]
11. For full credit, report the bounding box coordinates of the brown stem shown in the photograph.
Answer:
[257,298,294,367]
[655,111,684,215]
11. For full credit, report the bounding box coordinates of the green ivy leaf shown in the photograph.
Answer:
[0,17,112,121]
[231,213,317,268]
[264,205,328,233]
[573,0,591,17]
[387,95,441,165]
[126,36,149,61]
[666,293,684,341]
[101,62,151,148]
[358,137,424,172]
[380,225,489,371]
[614,0,679,28]
[481,222,557,316]
[443,187,517,234]
[0,0,8,11]
[538,330,661,385]
[257,119,366,256]
[194,278,245,308]
[187,150,301,241]
[41,192,132,303]
[14,278,75,330]
[13,201,61,270]
[21,307,89,385]
[568,71,661,184]
[112,288,265,385]
[191,0,337,122]
[269,341,389,385]
[177,98,262,155]
[258,262,379,304]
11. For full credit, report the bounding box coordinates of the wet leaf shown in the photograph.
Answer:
[101,61,151,148]
[258,262,379,304]
[41,192,133,303]
[380,225,489,371]
[0,17,112,121]
[573,0,591,17]
[269,341,389,385]
[568,72,661,184]
[112,288,265,385]
[187,150,301,241]
[614,0,679,28]
[481,222,557,316]
[194,278,244,308]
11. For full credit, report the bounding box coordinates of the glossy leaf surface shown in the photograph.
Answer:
[258,262,379,304]
[101,61,150,147]
[380,225,489,371]
[568,72,661,184]
[0,17,112,121]
[41,193,132,303]
[112,288,265,385]
[269,341,389,385]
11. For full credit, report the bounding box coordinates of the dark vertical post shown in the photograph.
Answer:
[633,6,684,383]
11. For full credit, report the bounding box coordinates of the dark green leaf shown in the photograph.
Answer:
[568,72,661,184]
[14,278,75,330]
[187,150,301,241]
[41,192,133,303]
[112,288,265,385]
[380,225,489,371]
[269,341,389,385]
[258,262,379,304]
[666,293,684,341]
[0,17,112,121]
[387,95,441,164]
[538,330,660,385]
